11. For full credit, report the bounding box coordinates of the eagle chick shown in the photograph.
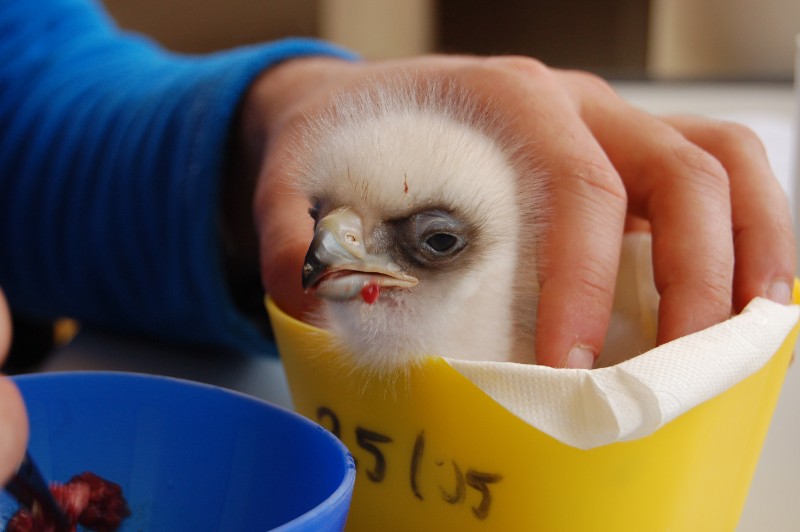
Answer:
[295,81,547,372]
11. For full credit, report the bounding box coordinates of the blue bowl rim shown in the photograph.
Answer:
[10,370,356,530]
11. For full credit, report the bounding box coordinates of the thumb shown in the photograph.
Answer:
[0,290,29,484]
[0,378,28,484]
[255,149,318,321]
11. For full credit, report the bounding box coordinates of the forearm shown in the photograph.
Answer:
[0,0,355,351]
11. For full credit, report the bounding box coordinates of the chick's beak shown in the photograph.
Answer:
[302,207,418,300]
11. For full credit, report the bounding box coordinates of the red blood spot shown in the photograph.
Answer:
[361,284,380,304]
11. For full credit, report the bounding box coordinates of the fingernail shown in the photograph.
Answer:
[565,345,595,369]
[767,281,791,305]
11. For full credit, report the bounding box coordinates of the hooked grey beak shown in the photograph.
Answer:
[302,207,417,300]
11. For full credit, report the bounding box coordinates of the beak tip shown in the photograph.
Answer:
[301,262,316,292]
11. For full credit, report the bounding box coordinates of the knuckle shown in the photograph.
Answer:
[482,55,552,80]
[566,70,617,98]
[664,245,733,295]
[707,120,767,155]
[668,142,730,195]
[567,156,628,208]
[689,279,733,318]
[572,261,618,304]
[768,216,797,266]
[695,272,734,307]
[543,259,618,314]
[662,268,733,311]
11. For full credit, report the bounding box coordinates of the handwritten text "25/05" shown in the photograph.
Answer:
[316,406,503,520]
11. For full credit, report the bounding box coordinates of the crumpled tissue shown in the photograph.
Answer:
[446,234,800,450]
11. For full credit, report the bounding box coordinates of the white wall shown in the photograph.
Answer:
[649,0,800,79]
[318,0,435,59]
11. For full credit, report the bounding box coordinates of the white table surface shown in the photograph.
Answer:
[40,81,799,531]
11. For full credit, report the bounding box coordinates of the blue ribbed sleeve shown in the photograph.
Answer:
[0,0,356,352]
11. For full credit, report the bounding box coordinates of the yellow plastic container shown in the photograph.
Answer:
[266,287,800,531]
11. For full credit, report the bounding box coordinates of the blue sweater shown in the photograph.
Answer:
[0,0,354,353]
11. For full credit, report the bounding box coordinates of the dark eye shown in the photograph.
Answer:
[424,233,458,253]
[397,210,468,264]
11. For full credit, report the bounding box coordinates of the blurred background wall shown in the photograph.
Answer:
[648,0,799,80]
[102,0,800,81]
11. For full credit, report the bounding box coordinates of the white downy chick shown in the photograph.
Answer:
[295,81,546,373]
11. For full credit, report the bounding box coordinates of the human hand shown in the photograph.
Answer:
[239,55,795,368]
[0,289,29,483]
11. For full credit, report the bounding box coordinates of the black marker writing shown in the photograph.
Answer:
[410,431,425,500]
[355,426,393,482]
[439,460,466,505]
[466,470,503,520]
[316,406,341,439]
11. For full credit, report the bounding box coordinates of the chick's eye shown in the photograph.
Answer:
[424,233,458,253]
[404,210,468,261]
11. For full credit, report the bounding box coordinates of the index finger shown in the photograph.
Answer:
[479,59,628,368]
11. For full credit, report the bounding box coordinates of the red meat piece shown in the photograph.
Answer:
[51,481,90,523]
[6,472,130,532]
[71,472,130,531]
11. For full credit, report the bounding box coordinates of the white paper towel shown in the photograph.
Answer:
[446,234,800,450]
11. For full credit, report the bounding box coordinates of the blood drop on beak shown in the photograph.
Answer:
[361,284,380,304]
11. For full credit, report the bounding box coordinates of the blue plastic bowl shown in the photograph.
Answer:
[1,371,355,531]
